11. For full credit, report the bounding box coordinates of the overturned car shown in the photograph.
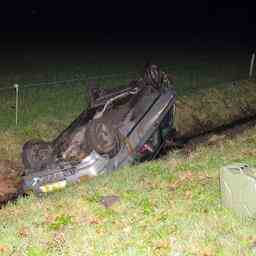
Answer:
[22,65,176,193]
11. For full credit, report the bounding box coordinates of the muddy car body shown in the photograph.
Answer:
[22,66,176,193]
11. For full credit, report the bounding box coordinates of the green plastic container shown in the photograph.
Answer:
[220,163,256,219]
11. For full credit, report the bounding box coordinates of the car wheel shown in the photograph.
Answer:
[22,140,53,174]
[86,119,121,158]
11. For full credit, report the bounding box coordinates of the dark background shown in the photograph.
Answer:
[0,1,255,48]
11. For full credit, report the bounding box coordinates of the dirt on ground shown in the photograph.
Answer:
[1,117,256,207]
[166,117,256,158]
[0,160,24,207]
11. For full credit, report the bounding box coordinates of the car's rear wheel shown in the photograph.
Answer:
[22,140,53,174]
[86,119,122,158]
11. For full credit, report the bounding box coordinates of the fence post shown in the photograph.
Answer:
[249,52,255,78]
[13,84,19,126]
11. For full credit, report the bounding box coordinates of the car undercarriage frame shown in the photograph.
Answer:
[22,65,176,193]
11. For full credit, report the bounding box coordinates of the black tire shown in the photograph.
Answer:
[22,139,53,174]
[86,119,121,158]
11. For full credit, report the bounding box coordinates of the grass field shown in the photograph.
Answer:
[0,46,256,255]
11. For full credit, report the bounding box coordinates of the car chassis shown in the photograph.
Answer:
[22,65,176,193]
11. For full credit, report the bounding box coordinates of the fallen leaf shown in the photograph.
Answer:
[18,227,30,238]
[0,244,9,253]
[185,190,192,199]
[53,232,65,245]
[178,171,194,180]
[89,217,102,225]
[123,225,131,233]
[169,171,194,191]
[154,240,170,250]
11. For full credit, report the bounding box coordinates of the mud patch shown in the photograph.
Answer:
[0,160,24,207]
[0,176,23,206]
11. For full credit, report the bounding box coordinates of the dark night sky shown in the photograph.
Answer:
[0,1,255,46]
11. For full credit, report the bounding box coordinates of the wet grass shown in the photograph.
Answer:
[1,122,256,255]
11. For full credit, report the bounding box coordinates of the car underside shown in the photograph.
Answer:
[22,64,176,193]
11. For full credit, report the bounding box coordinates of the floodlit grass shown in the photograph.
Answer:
[1,122,256,255]
[0,47,256,255]
[0,73,138,130]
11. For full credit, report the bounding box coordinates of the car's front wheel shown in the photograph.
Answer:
[22,140,53,174]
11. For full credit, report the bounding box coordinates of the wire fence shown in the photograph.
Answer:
[0,72,139,130]
[0,58,255,130]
